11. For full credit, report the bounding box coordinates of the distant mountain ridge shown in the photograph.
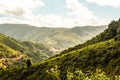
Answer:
[0,24,107,51]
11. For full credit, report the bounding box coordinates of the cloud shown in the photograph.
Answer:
[24,14,75,27]
[5,8,25,16]
[0,17,22,24]
[22,0,97,27]
[0,0,45,16]
[66,0,101,26]
[0,0,109,27]
[86,0,120,8]
[0,14,109,28]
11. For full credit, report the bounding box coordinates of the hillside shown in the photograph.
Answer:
[0,33,54,68]
[60,20,120,54]
[0,20,119,80]
[0,24,107,51]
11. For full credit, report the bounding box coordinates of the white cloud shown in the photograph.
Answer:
[0,17,23,24]
[65,0,102,26]
[0,0,109,27]
[24,14,75,27]
[0,15,109,28]
[66,0,93,19]
[0,0,45,16]
[86,0,120,8]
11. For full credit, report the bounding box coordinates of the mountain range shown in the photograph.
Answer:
[0,24,107,51]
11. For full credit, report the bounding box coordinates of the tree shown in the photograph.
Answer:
[26,59,31,68]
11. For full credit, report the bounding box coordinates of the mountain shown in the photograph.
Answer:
[60,20,120,54]
[0,20,119,80]
[0,24,107,51]
[0,33,54,68]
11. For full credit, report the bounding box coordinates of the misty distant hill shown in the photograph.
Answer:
[0,24,107,51]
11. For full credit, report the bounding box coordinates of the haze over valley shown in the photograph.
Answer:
[0,24,107,51]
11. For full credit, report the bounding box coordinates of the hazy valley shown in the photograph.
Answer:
[0,24,107,51]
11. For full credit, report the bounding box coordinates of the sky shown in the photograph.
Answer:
[0,0,120,27]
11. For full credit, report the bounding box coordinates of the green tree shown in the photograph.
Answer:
[26,59,32,68]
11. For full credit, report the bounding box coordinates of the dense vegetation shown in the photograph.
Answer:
[0,24,107,51]
[0,34,54,68]
[0,19,120,80]
[60,19,120,54]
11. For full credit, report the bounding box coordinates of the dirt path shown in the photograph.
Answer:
[0,55,24,68]
[0,55,23,61]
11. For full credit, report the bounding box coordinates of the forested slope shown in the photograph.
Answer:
[0,19,119,80]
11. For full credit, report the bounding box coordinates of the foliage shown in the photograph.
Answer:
[26,59,32,68]
[0,33,54,68]
[0,19,120,80]
[60,19,120,55]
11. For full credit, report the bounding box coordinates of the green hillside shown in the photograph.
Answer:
[0,33,54,68]
[0,24,107,51]
[0,20,119,80]
[22,41,54,62]
[0,33,25,58]
[60,20,120,54]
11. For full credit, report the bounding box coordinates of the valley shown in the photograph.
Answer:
[0,24,107,51]
[0,0,119,80]
[0,19,119,80]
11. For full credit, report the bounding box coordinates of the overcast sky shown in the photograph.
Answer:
[0,0,120,27]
